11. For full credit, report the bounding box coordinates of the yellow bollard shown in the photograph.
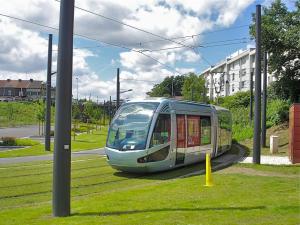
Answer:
[204,153,213,187]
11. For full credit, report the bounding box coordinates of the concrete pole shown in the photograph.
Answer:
[52,0,74,217]
[262,51,268,147]
[45,34,52,152]
[116,68,120,109]
[253,4,262,164]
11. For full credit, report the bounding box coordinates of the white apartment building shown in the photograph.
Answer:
[200,48,276,100]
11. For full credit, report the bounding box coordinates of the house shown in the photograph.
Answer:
[0,79,45,100]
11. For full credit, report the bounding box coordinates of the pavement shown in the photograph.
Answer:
[0,125,40,138]
[0,148,105,164]
[241,155,292,165]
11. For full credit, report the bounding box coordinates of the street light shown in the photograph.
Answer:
[120,89,133,94]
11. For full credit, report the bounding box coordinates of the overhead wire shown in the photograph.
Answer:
[0,12,181,75]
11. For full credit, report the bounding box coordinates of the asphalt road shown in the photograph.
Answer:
[0,148,105,164]
[0,125,40,138]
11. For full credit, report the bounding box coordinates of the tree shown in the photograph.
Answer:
[250,0,300,102]
[147,75,185,97]
[182,73,208,102]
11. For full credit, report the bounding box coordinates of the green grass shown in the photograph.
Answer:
[0,127,108,158]
[0,102,55,128]
[239,123,289,156]
[0,156,299,225]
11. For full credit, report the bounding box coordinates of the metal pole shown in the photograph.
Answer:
[171,77,174,97]
[45,34,52,152]
[103,100,106,126]
[53,0,74,217]
[117,68,120,109]
[109,96,112,124]
[76,77,78,103]
[262,51,267,147]
[253,4,261,164]
[250,68,254,121]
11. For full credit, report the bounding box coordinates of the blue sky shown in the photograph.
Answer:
[0,0,295,100]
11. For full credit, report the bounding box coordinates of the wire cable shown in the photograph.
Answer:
[0,12,181,75]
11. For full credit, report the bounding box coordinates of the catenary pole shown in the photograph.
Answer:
[253,4,261,164]
[109,96,112,124]
[262,51,267,147]
[250,68,254,121]
[116,68,120,109]
[52,0,74,217]
[45,34,52,152]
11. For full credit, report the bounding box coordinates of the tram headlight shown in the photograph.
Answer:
[137,146,169,163]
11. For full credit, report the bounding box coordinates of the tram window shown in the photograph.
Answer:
[150,114,171,147]
[177,115,186,148]
[187,116,200,147]
[201,117,211,145]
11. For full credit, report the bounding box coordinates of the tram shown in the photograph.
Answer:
[105,98,232,173]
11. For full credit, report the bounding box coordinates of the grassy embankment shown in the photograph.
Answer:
[0,150,299,225]
[0,101,54,127]
[0,127,108,158]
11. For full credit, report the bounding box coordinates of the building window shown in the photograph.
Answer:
[241,81,246,88]
[187,116,200,147]
[232,84,235,92]
[201,117,211,145]
[232,73,235,81]
[150,114,171,147]
[241,68,246,76]
[8,90,12,96]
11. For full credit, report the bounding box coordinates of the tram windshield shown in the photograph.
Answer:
[107,102,159,151]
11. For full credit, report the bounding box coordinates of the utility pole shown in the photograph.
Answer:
[109,96,112,124]
[53,0,74,217]
[45,34,52,152]
[76,77,78,103]
[262,51,268,147]
[171,76,174,97]
[249,68,254,121]
[116,68,120,109]
[253,4,262,164]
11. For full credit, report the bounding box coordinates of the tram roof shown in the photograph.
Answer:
[127,97,209,105]
[126,98,229,111]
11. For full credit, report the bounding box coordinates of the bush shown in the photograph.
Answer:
[216,91,251,109]
[232,124,253,142]
[15,139,39,146]
[0,137,16,146]
[266,99,290,126]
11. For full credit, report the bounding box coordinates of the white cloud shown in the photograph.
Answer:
[0,0,255,101]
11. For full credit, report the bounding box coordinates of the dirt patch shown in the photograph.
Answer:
[216,166,299,178]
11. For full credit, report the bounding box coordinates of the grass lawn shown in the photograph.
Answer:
[238,123,289,156]
[0,155,299,225]
[0,127,108,158]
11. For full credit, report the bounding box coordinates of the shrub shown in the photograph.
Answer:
[217,91,251,109]
[15,139,39,146]
[0,137,16,146]
[266,99,290,126]
[232,124,253,142]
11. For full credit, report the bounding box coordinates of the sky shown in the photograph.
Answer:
[0,0,296,102]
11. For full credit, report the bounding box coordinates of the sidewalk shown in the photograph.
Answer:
[240,155,292,165]
[0,148,105,165]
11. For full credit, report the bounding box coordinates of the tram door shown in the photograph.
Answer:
[176,115,186,165]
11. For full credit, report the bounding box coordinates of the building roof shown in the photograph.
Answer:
[0,79,43,89]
